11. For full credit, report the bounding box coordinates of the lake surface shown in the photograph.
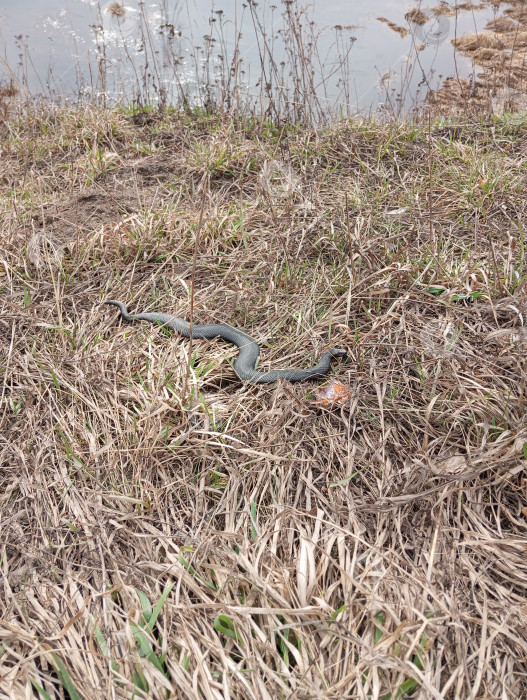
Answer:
[0,1,522,118]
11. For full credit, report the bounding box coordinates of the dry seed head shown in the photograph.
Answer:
[107,1,126,18]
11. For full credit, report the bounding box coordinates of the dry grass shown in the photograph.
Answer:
[1,105,527,698]
[426,0,527,117]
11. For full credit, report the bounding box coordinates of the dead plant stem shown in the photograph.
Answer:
[184,175,208,404]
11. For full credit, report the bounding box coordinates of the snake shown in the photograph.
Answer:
[104,300,347,384]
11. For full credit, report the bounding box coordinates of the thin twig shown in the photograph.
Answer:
[428,107,434,247]
[345,192,356,286]
[184,174,209,405]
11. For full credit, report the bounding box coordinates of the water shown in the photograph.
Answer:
[0,1,513,117]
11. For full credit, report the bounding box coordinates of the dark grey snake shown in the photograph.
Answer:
[104,300,346,384]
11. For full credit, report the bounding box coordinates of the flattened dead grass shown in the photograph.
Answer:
[1,106,527,698]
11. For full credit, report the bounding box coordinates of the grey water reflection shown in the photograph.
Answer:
[0,1,523,118]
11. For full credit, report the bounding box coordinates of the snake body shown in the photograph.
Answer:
[104,300,346,384]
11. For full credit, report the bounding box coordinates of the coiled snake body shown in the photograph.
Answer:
[104,300,346,384]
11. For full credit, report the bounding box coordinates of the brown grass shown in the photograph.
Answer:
[426,0,527,117]
[1,105,527,698]
[376,18,408,39]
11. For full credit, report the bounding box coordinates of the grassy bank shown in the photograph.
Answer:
[1,105,527,698]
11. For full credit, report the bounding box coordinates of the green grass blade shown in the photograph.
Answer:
[49,652,82,700]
